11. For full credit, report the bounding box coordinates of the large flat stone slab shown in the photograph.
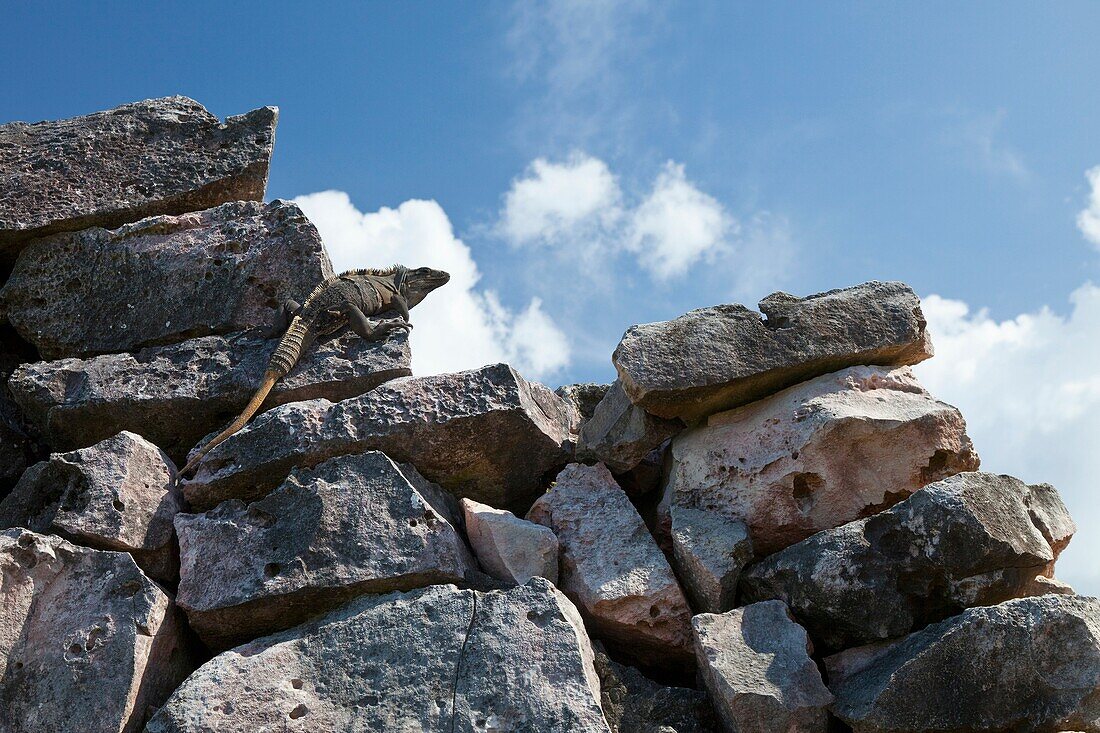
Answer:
[182,363,575,513]
[0,199,332,359]
[826,595,1100,733]
[661,366,978,556]
[8,329,409,463]
[0,528,193,733]
[0,431,181,584]
[613,281,932,423]
[146,579,611,733]
[0,96,275,254]
[174,451,475,651]
[741,472,1076,653]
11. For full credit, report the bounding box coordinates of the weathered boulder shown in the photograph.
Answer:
[462,497,559,585]
[147,579,611,732]
[556,382,612,424]
[741,472,1076,652]
[0,199,333,359]
[670,505,752,613]
[0,96,275,254]
[0,431,181,584]
[692,601,833,733]
[174,451,475,650]
[0,325,40,497]
[661,366,978,556]
[613,281,932,423]
[527,463,694,667]
[9,328,410,463]
[0,528,193,733]
[182,363,575,513]
[578,380,683,472]
[593,648,719,733]
[826,595,1100,733]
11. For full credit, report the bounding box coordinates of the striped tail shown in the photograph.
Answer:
[179,319,311,478]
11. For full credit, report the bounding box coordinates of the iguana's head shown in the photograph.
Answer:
[400,266,451,307]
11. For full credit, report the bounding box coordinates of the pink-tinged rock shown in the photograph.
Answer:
[0,199,332,359]
[692,601,833,733]
[661,366,978,556]
[0,96,275,254]
[182,363,575,514]
[462,497,559,585]
[527,463,694,667]
[0,529,194,733]
[0,431,181,584]
[613,281,933,423]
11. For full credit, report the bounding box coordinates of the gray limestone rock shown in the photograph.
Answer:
[741,472,1077,653]
[8,328,409,463]
[0,199,332,359]
[578,380,683,473]
[826,595,1100,733]
[0,528,193,733]
[613,281,933,423]
[527,463,694,667]
[692,601,833,733]
[0,431,181,584]
[182,363,575,514]
[146,579,611,733]
[0,96,275,253]
[462,497,559,585]
[556,382,612,424]
[670,506,753,613]
[593,648,719,733]
[174,451,475,651]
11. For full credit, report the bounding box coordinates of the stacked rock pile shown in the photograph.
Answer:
[0,98,1094,733]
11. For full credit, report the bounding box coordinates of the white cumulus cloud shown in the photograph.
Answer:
[292,190,570,380]
[1077,166,1100,249]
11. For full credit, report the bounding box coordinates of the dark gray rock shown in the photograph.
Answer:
[0,96,275,254]
[0,431,181,584]
[0,199,332,359]
[0,528,194,733]
[174,451,475,651]
[741,472,1076,653]
[556,382,612,423]
[182,363,575,514]
[692,601,833,733]
[578,380,683,473]
[826,595,1100,733]
[146,579,611,732]
[613,281,933,423]
[593,648,719,733]
[8,328,409,463]
[670,506,752,613]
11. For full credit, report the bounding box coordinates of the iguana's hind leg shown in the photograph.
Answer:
[337,303,412,341]
[267,299,302,337]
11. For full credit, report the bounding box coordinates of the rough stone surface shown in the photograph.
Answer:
[0,96,275,253]
[0,528,193,733]
[692,601,833,733]
[593,648,719,733]
[0,431,181,584]
[147,579,611,733]
[661,366,979,556]
[613,281,933,423]
[0,199,333,359]
[741,472,1077,652]
[0,326,39,497]
[9,328,410,462]
[527,463,694,667]
[578,380,683,472]
[182,363,575,513]
[556,382,612,424]
[462,497,559,585]
[670,505,752,613]
[174,451,475,650]
[826,595,1100,733]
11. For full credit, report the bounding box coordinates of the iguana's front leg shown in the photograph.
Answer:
[333,302,412,341]
[267,299,302,337]
[390,294,411,323]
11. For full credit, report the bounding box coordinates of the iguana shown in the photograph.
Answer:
[179,264,450,477]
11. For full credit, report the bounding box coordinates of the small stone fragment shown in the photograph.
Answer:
[578,380,683,472]
[462,497,559,585]
[692,601,833,733]
[613,281,933,423]
[826,595,1100,733]
[0,431,181,584]
[527,463,694,667]
[670,506,752,613]
[0,96,275,252]
[174,451,475,650]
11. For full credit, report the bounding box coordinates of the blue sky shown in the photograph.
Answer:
[4,2,1099,590]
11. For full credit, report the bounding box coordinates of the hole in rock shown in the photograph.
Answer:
[289,704,308,720]
[649,605,661,618]
[792,473,825,514]
[264,562,281,578]
[290,678,303,689]
[920,449,952,483]
[112,499,125,511]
